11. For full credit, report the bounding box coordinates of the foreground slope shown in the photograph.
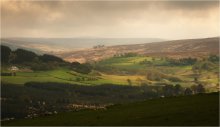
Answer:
[3,92,219,126]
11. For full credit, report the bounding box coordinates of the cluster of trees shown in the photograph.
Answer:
[75,76,98,81]
[1,45,66,70]
[1,45,93,73]
[192,61,215,73]
[207,54,219,63]
[163,84,183,96]
[1,45,12,63]
[163,84,205,96]
[1,82,159,118]
[192,55,219,73]
[114,53,138,58]
[93,45,105,49]
[2,81,206,119]
[168,55,219,67]
[70,62,92,74]
[168,57,197,66]
[139,59,152,65]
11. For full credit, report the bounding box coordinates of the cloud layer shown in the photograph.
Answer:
[1,1,219,39]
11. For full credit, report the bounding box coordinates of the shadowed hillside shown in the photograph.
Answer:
[3,92,219,126]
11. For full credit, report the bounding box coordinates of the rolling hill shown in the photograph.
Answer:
[0,38,164,55]
[59,37,219,63]
[2,37,218,63]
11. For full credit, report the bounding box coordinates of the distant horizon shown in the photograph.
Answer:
[1,36,218,54]
[1,36,219,41]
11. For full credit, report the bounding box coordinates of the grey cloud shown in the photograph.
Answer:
[163,1,219,10]
[1,1,219,39]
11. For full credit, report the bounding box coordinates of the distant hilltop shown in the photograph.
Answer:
[1,37,219,63]
[58,37,219,63]
[0,38,164,54]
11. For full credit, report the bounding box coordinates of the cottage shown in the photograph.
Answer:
[8,66,19,76]
[10,66,19,71]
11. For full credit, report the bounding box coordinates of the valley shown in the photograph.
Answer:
[1,37,219,126]
[1,1,219,126]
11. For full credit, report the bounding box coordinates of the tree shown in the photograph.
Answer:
[184,88,193,95]
[196,84,205,93]
[127,79,132,86]
[76,77,81,81]
[152,57,155,61]
[191,84,205,94]
[174,84,183,95]
[163,85,175,96]
[191,85,197,94]
[1,45,11,63]
[194,77,198,83]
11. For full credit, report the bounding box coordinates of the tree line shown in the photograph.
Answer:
[1,45,92,73]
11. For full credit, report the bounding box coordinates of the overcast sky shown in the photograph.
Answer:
[1,1,219,39]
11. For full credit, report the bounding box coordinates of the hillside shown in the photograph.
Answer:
[1,41,219,126]
[0,38,164,55]
[59,37,219,63]
[3,92,219,126]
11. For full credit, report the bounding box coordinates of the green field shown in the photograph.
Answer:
[1,68,146,86]
[3,92,219,126]
[1,56,219,90]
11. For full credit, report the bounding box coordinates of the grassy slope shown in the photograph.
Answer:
[3,92,219,126]
[1,56,219,89]
[1,68,86,85]
[97,56,219,88]
[1,69,145,86]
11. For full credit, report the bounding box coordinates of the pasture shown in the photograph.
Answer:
[1,56,219,91]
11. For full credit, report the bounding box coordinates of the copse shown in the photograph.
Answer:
[208,54,219,63]
[168,57,197,66]
[39,54,64,63]
[0,45,69,71]
[70,62,92,74]
[162,84,184,97]
[11,49,38,63]
[191,84,205,94]
[1,45,11,63]
[192,61,215,72]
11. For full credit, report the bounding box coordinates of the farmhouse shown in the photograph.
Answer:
[9,66,19,76]
[10,66,19,71]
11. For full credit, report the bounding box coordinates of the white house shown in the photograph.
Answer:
[10,66,19,71]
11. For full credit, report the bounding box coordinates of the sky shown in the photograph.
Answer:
[1,0,219,40]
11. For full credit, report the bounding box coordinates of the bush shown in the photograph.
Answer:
[71,62,92,74]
